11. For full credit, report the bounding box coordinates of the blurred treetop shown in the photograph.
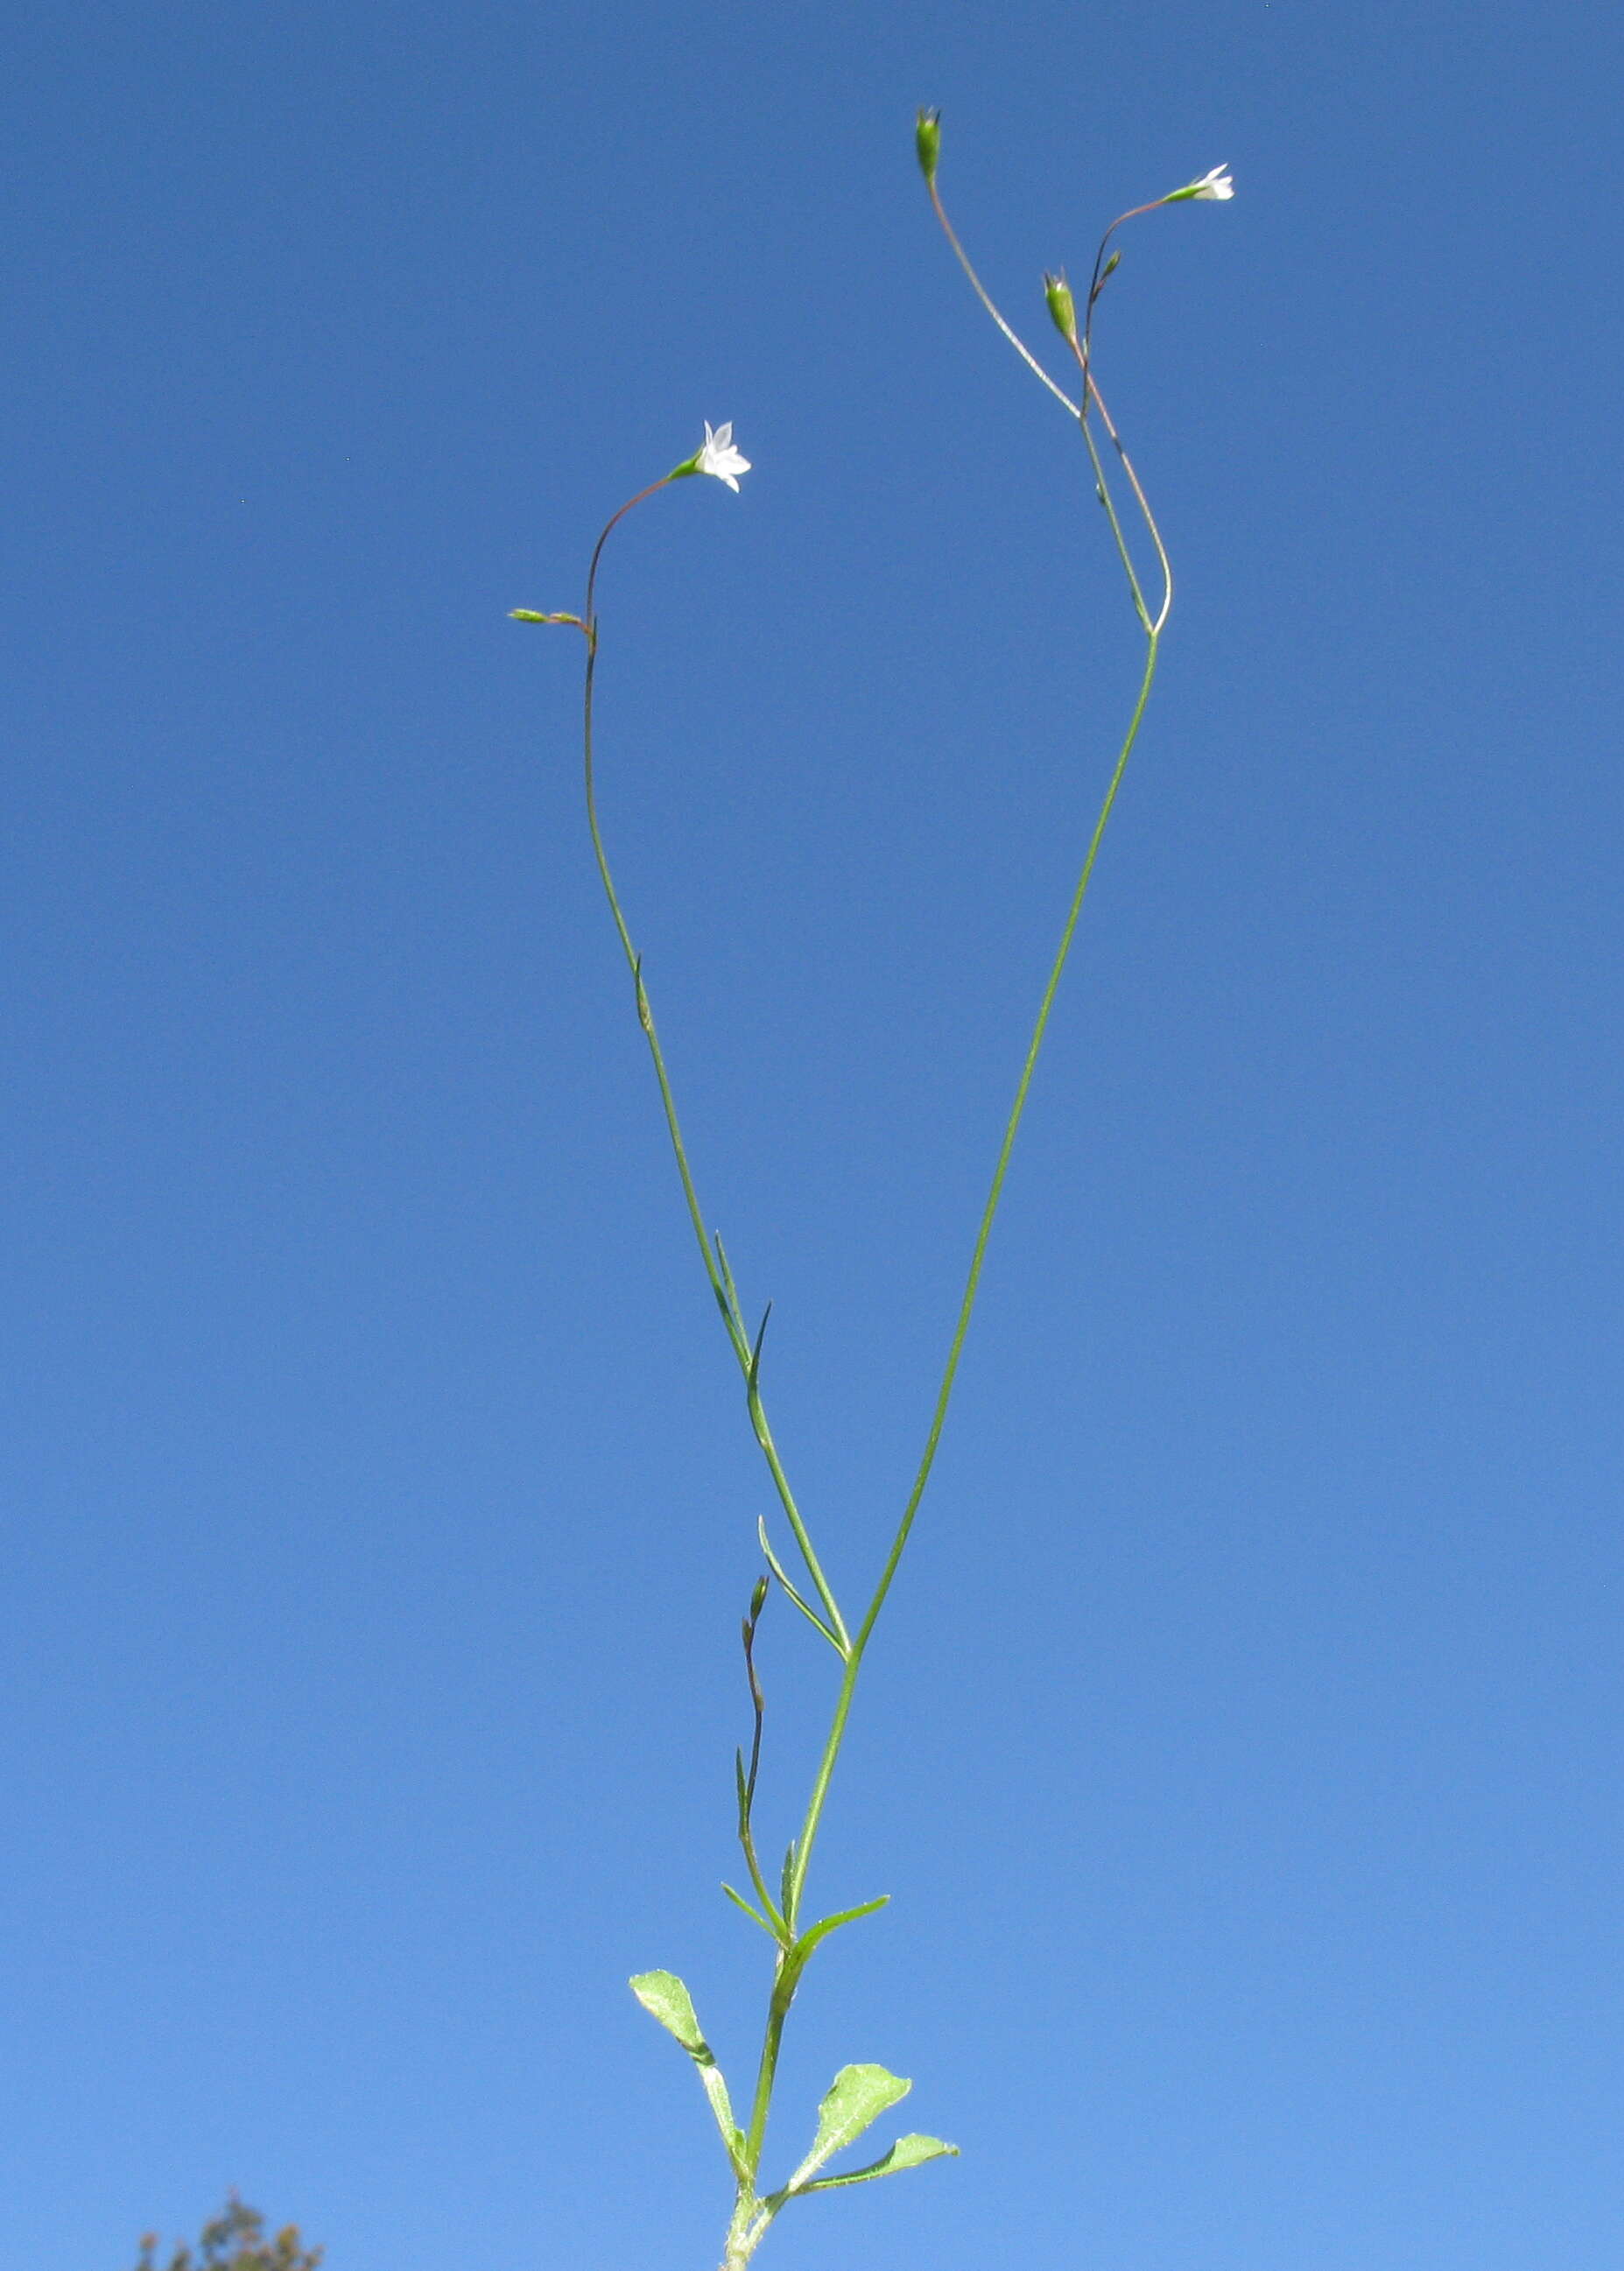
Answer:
[134,2196,322,2271]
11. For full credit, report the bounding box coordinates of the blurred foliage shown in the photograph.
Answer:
[133,2195,323,2271]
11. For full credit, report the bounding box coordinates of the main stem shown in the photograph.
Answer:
[781,630,1160,1937]
[728,639,1162,2251]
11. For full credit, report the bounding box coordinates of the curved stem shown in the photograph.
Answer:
[924,173,1168,637]
[1077,366,1173,636]
[1077,193,1169,429]
[1077,205,1178,636]
[1077,390,1154,633]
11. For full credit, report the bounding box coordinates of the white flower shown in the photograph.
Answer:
[697,419,750,491]
[1191,163,1234,201]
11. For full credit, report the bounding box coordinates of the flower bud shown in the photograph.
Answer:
[1043,271,1079,347]
[510,608,584,626]
[915,108,941,184]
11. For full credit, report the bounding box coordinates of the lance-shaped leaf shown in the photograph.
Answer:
[629,1971,748,2179]
[789,1893,889,1966]
[779,1840,798,1928]
[720,1880,781,1941]
[756,1517,844,1653]
[794,2131,960,2192]
[784,2063,911,2192]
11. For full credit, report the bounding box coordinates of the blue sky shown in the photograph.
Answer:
[5,3,1623,2266]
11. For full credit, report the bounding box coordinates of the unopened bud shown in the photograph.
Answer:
[510,608,584,627]
[1043,271,1079,347]
[749,1574,770,1622]
[915,108,941,184]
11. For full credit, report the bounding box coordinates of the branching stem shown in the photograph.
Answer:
[559,139,1197,2257]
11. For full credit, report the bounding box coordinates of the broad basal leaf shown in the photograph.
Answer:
[629,1969,706,2055]
[629,1970,748,2179]
[785,2062,911,2190]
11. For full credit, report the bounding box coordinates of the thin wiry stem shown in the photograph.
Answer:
[1076,196,1187,633]
[926,177,1080,418]
[1082,373,1172,636]
[923,175,1169,635]
[785,630,1159,1924]
[580,483,850,1650]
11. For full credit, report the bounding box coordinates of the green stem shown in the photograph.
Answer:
[786,629,1160,1927]
[1079,394,1154,634]
[1076,367,1172,636]
[923,169,1172,637]
[925,179,1079,418]
[580,487,850,1651]
[741,1951,799,2176]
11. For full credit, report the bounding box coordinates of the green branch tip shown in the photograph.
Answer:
[510,608,584,626]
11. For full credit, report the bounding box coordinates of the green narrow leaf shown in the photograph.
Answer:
[714,1229,745,1333]
[756,1519,844,1653]
[785,2063,912,2190]
[748,1301,772,1388]
[779,1841,798,1925]
[790,1894,889,1965]
[628,1971,749,2181]
[795,2133,960,2192]
[720,1881,780,1940]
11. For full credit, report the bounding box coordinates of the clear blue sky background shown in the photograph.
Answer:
[5,3,1622,2266]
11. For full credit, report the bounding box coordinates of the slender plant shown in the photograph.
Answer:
[512,115,1234,2271]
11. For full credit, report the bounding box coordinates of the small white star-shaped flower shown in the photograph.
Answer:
[697,419,751,491]
[1191,163,1234,200]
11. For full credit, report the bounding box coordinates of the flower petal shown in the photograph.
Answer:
[694,418,750,489]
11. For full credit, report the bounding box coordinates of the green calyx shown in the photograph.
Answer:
[915,108,941,184]
[1043,271,1079,346]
